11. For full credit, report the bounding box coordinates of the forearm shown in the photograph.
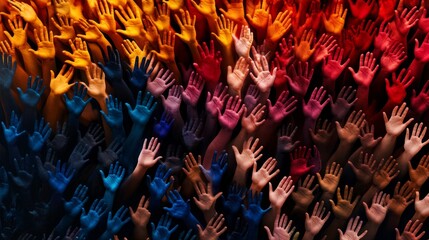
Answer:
[186,104,199,119]
[373,134,396,161]
[328,141,354,166]
[356,86,370,110]
[18,44,40,76]
[110,81,135,106]
[103,190,116,211]
[43,93,66,126]
[187,40,201,64]
[203,128,233,169]
[397,151,414,177]
[322,77,336,95]
[202,207,217,224]
[53,214,75,238]
[133,227,149,240]
[362,222,381,240]
[302,232,316,240]
[233,166,248,186]
[119,165,147,201]
[41,59,56,88]
[303,118,317,146]
[0,89,18,120]
[166,62,182,84]
[202,115,218,142]
[407,59,425,84]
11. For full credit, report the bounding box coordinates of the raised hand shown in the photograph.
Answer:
[276,37,295,67]
[359,122,382,151]
[200,151,228,191]
[7,156,34,189]
[4,16,28,49]
[348,0,375,19]
[100,95,123,130]
[182,71,204,107]
[404,122,429,157]
[322,2,347,34]
[294,29,317,62]
[411,80,429,115]
[287,61,314,97]
[304,201,330,237]
[218,96,245,130]
[0,167,9,203]
[222,184,245,218]
[129,195,151,228]
[64,185,88,217]
[100,161,125,192]
[383,103,414,137]
[64,83,92,117]
[17,76,45,108]
[242,191,271,226]
[303,87,329,121]
[182,153,205,185]
[351,20,377,52]
[161,85,183,116]
[414,191,429,220]
[322,47,350,82]
[68,143,91,170]
[51,14,75,42]
[394,7,420,36]
[246,1,269,32]
[28,118,52,153]
[336,110,365,144]
[50,64,75,95]
[0,53,16,90]
[98,47,123,86]
[129,56,153,89]
[385,69,414,104]
[380,42,406,73]
[2,111,25,145]
[29,26,55,59]
[151,214,179,240]
[373,157,399,190]
[374,21,393,52]
[312,34,337,64]
[97,138,123,167]
[269,176,294,210]
[233,25,253,58]
[76,19,104,43]
[388,181,415,216]
[338,216,367,240]
[241,103,265,134]
[151,31,176,65]
[317,162,342,195]
[198,213,227,240]
[80,199,108,232]
[267,90,297,123]
[250,55,276,93]
[62,38,91,70]
[79,124,104,148]
[227,57,249,95]
[232,137,263,172]
[148,164,172,202]
[174,9,197,45]
[264,213,296,240]
[251,157,280,192]
[122,40,146,68]
[219,0,246,24]
[330,86,357,122]
[348,152,377,185]
[115,5,144,38]
[48,161,75,193]
[289,146,314,182]
[137,137,162,169]
[212,15,237,49]
[330,185,360,220]
[267,11,292,44]
[395,220,426,240]
[408,155,429,190]
[150,3,171,32]
[154,112,174,138]
[146,68,175,98]
[363,191,390,224]
[194,41,222,90]
[291,175,318,211]
[349,52,379,87]
[243,85,260,111]
[206,83,229,118]
[164,190,192,220]
[277,123,300,153]
[126,91,157,126]
[182,118,204,149]
[89,0,116,34]
[193,182,222,212]
[190,0,216,17]
[106,206,131,236]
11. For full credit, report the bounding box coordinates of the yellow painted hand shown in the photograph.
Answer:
[191,0,217,17]
[115,5,144,38]
[174,9,197,45]
[267,11,292,43]
[246,1,270,31]
[89,0,116,34]
[8,0,39,24]
[51,14,75,42]
[4,16,27,49]
[50,64,75,95]
[29,26,55,60]
[62,38,92,70]
[294,29,318,62]
[322,3,347,35]
[163,0,184,11]
[211,15,237,49]
[76,19,104,43]
[219,0,246,24]
[107,0,127,7]
[53,0,70,16]
[0,41,16,59]
[122,39,147,68]
[82,63,108,100]
[150,3,171,32]
[141,0,155,16]
[151,31,175,64]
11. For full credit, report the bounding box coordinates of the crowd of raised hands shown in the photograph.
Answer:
[1,0,429,239]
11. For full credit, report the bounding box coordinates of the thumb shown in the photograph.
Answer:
[264,226,273,238]
[16,87,23,96]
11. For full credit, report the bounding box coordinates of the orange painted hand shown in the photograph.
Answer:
[174,9,197,45]
[141,0,155,16]
[267,11,292,43]
[115,5,144,38]
[82,63,108,100]
[220,0,246,24]
[51,14,75,42]
[8,0,39,24]
[294,29,318,62]
[191,0,217,17]
[212,15,237,49]
[62,38,91,70]
[329,185,360,219]
[53,0,70,16]
[122,39,147,68]
[4,16,27,49]
[151,31,176,64]
[322,2,347,35]
[89,0,116,34]
[246,0,270,31]
[50,65,75,95]
[107,0,127,7]
[76,19,104,43]
[29,26,55,60]
[163,0,184,11]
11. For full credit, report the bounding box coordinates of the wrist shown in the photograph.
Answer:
[250,182,263,193]
[30,18,44,29]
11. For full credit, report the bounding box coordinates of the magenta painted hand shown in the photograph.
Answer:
[218,96,245,130]
[303,87,329,121]
[380,42,406,73]
[243,85,260,112]
[349,52,379,87]
[322,47,350,82]
[271,57,288,89]
[289,146,314,183]
[182,71,204,107]
[268,90,297,124]
[330,86,357,122]
[411,80,429,115]
[206,83,229,118]
[287,61,314,98]
[276,37,295,67]
[161,85,183,115]
[193,41,222,91]
[312,33,337,64]
[385,68,414,105]
[414,32,429,63]
[348,0,375,19]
